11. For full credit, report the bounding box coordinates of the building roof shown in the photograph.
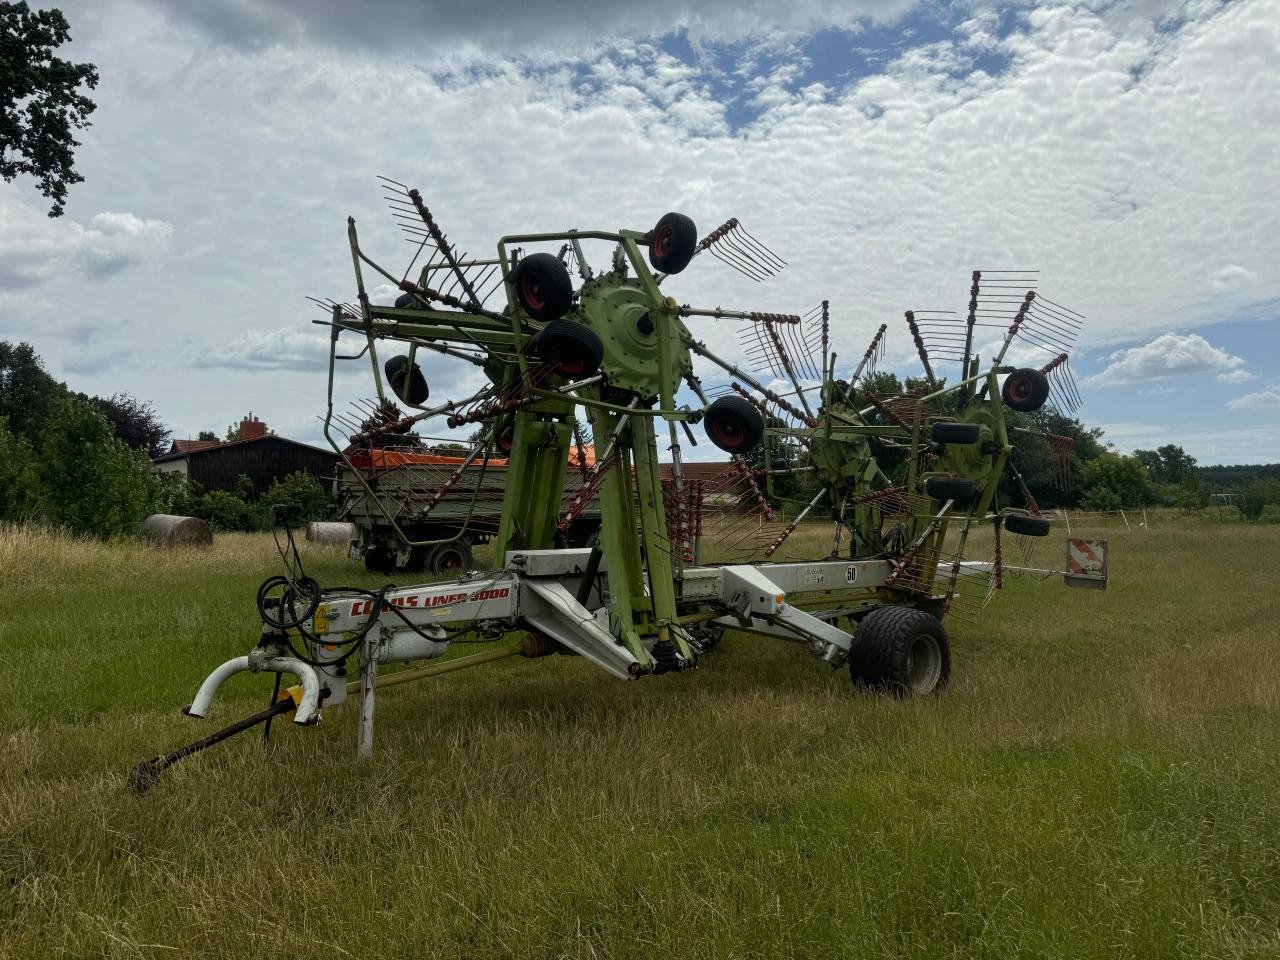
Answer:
[153,433,337,464]
[170,439,223,455]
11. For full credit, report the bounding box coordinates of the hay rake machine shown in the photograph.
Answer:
[131,186,1106,791]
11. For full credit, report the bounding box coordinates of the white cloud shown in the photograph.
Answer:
[1082,333,1244,388]
[1209,264,1253,293]
[1227,389,1280,411]
[190,326,331,372]
[138,0,918,54]
[1217,369,1255,384]
[8,0,1277,452]
[0,186,173,290]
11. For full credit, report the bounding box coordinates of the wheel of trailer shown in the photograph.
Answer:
[512,252,574,321]
[567,520,601,548]
[429,538,473,575]
[1001,368,1050,413]
[647,212,698,274]
[364,546,397,575]
[536,319,605,377]
[703,395,764,455]
[384,354,429,406]
[849,606,951,698]
[495,422,515,454]
[1002,509,1051,537]
[930,420,981,445]
[924,474,976,507]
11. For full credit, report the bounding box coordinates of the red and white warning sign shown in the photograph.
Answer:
[1065,538,1108,589]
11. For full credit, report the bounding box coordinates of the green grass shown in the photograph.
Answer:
[3,521,1280,958]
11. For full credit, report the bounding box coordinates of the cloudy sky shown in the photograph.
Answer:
[3,0,1277,463]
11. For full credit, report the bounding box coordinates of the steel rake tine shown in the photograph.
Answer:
[708,240,774,282]
[719,227,781,278]
[733,221,788,271]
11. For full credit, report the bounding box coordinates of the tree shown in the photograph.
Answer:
[0,340,63,439]
[1172,484,1208,514]
[0,415,41,521]
[86,392,170,459]
[1134,444,1197,486]
[37,397,160,537]
[1002,409,1105,509]
[196,490,250,532]
[224,423,240,442]
[196,430,218,442]
[1079,452,1154,510]
[0,2,99,216]
[252,471,329,529]
[1241,479,1280,521]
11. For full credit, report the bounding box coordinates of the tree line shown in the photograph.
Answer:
[0,341,327,538]
[3,341,1279,539]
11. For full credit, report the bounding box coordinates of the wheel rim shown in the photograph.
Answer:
[1009,376,1032,401]
[436,547,465,573]
[520,272,546,310]
[709,417,745,450]
[652,225,672,258]
[905,633,943,694]
[546,343,586,375]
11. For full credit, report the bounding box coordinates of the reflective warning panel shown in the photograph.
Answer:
[1065,538,1108,590]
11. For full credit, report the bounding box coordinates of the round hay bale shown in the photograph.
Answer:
[306,521,357,545]
[140,514,213,548]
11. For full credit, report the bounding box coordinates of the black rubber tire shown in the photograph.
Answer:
[384,354,429,406]
[512,252,574,321]
[931,421,981,444]
[406,545,431,572]
[363,546,397,575]
[429,538,473,575]
[924,475,976,507]
[394,291,415,308]
[1001,368,1050,413]
[849,605,951,698]
[565,520,601,549]
[1002,510,1051,537]
[703,395,764,455]
[536,319,605,377]
[647,212,698,274]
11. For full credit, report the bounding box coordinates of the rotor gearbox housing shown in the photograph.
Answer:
[934,407,1000,489]
[575,275,692,396]
[808,405,872,483]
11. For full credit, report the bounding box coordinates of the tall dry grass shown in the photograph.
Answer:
[2,519,1280,958]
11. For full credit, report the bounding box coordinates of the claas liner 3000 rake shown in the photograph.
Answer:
[131,184,1106,791]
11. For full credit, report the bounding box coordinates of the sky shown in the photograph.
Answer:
[2,0,1278,464]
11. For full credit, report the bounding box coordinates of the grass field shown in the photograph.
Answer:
[3,520,1280,958]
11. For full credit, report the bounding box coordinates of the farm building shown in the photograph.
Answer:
[153,415,339,496]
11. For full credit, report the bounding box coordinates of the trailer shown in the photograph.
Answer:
[335,446,601,574]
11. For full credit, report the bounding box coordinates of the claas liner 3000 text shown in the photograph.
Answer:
[131,182,1106,791]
